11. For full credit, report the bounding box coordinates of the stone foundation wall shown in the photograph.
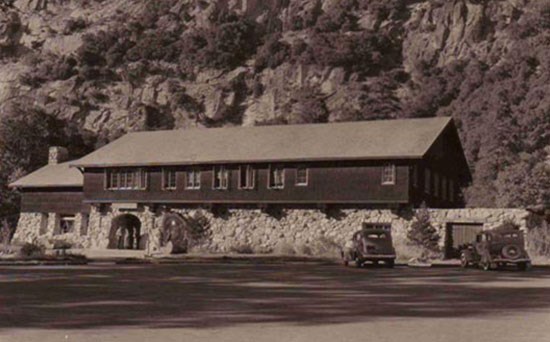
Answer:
[13,212,89,248]
[13,206,535,259]
[168,207,531,259]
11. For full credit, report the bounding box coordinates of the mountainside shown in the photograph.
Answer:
[0,0,548,217]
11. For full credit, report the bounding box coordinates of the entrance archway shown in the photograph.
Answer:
[109,214,144,250]
[162,213,190,254]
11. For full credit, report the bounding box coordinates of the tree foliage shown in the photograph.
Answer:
[407,204,441,258]
[0,105,97,228]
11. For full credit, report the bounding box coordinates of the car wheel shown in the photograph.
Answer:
[460,252,469,268]
[355,259,363,268]
[386,260,395,268]
[343,259,349,267]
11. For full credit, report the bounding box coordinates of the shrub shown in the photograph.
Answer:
[309,236,341,258]
[19,55,77,87]
[273,241,296,255]
[254,34,290,72]
[314,0,358,33]
[298,32,401,75]
[19,242,45,258]
[0,219,13,245]
[230,243,254,254]
[62,17,87,35]
[52,240,72,250]
[179,17,259,72]
[526,218,550,258]
[287,87,329,124]
[407,205,441,259]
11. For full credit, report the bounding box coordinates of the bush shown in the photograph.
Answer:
[230,243,254,254]
[179,17,259,72]
[407,205,441,259]
[314,0,358,33]
[287,87,329,124]
[254,34,290,72]
[62,17,87,35]
[52,240,72,250]
[526,218,550,258]
[309,236,341,258]
[298,32,401,75]
[19,242,45,258]
[19,55,77,87]
[273,241,296,255]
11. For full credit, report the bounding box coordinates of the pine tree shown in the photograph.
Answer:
[407,204,441,259]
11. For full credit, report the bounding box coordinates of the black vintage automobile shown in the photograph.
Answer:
[460,227,531,271]
[342,227,396,268]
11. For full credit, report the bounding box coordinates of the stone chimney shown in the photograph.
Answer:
[48,146,69,165]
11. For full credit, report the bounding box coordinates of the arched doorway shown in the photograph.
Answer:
[109,214,144,250]
[162,213,190,254]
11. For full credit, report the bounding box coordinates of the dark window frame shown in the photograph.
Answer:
[212,165,229,190]
[381,164,396,185]
[295,166,308,186]
[238,165,256,190]
[185,168,201,190]
[162,168,177,191]
[268,165,285,189]
[105,168,148,190]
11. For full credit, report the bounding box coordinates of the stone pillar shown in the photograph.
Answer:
[142,205,161,255]
[87,205,112,249]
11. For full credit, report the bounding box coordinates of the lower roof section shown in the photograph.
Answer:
[9,161,83,189]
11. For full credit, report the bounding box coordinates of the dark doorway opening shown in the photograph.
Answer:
[445,222,483,259]
[162,213,190,254]
[109,214,144,250]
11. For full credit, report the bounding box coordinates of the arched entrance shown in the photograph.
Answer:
[109,214,144,250]
[162,213,190,254]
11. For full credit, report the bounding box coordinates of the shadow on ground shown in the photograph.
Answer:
[0,263,549,329]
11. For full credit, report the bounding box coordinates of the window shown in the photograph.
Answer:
[424,168,431,194]
[239,165,255,189]
[434,172,440,197]
[59,215,75,234]
[382,164,395,185]
[268,165,285,189]
[362,223,392,231]
[105,168,147,190]
[185,169,201,189]
[213,166,229,190]
[162,168,177,190]
[295,166,308,186]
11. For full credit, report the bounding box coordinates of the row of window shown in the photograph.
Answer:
[105,164,398,191]
[105,165,310,191]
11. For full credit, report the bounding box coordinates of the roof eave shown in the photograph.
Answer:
[70,155,425,169]
[9,183,83,189]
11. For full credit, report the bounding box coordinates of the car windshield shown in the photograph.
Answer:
[365,233,386,239]
[501,232,520,239]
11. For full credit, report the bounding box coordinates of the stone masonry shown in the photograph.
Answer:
[13,206,535,260]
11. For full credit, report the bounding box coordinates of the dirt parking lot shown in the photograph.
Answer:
[1,263,549,342]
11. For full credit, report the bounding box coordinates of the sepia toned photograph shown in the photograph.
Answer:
[0,0,549,341]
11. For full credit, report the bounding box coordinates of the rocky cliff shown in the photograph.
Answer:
[0,0,548,209]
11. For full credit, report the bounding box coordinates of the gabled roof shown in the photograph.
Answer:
[72,117,454,168]
[9,161,83,189]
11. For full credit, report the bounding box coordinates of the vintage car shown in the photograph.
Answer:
[460,228,531,271]
[342,227,396,268]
